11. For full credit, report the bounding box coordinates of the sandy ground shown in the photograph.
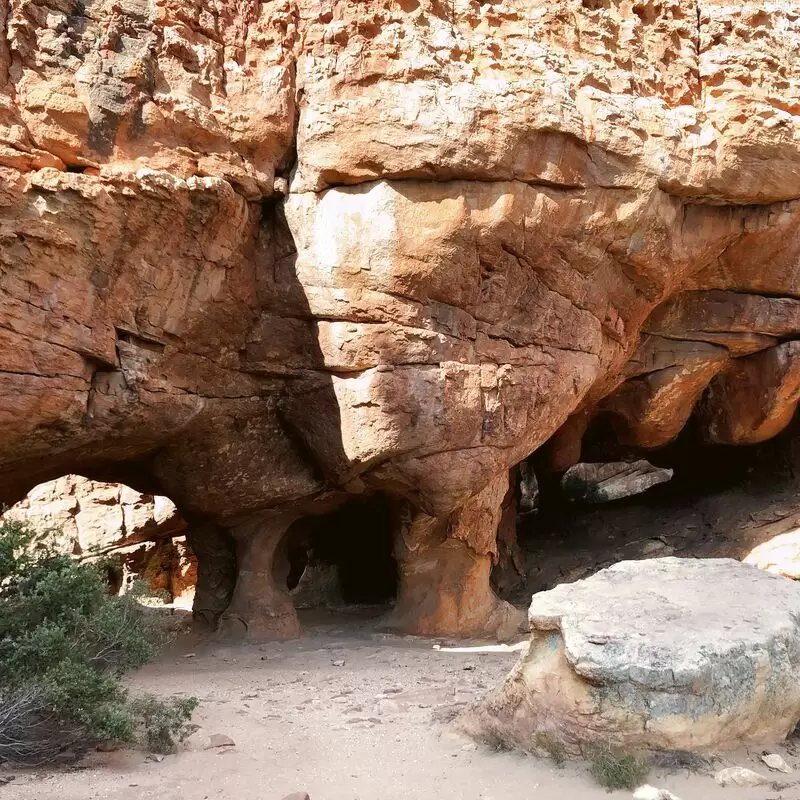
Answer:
[7,608,800,800]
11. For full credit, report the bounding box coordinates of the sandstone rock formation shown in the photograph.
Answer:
[461,558,800,755]
[2,0,800,639]
[3,475,196,605]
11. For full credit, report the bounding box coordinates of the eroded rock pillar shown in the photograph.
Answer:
[185,522,237,631]
[386,474,524,640]
[492,468,527,597]
[217,512,300,641]
[544,411,590,473]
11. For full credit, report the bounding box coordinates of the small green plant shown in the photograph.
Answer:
[0,518,197,764]
[130,695,199,754]
[590,747,651,791]
[535,731,567,766]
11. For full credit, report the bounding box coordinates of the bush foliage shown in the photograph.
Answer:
[590,747,651,791]
[0,518,197,765]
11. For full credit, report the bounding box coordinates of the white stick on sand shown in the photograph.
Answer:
[432,642,529,654]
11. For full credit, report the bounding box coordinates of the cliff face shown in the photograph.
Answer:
[2,0,800,638]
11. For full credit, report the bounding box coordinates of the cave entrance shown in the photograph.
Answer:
[0,474,197,609]
[285,493,398,609]
[500,419,800,605]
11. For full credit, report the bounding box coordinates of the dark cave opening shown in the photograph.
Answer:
[531,410,800,519]
[285,493,398,606]
[495,414,800,605]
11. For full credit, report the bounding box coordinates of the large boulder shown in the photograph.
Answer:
[462,558,800,754]
[745,531,800,580]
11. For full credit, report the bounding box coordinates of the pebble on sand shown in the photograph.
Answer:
[633,786,682,800]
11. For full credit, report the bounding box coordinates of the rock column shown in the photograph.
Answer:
[386,474,524,640]
[186,523,238,631]
[217,512,300,640]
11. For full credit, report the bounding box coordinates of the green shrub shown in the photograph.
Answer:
[0,518,197,764]
[534,731,567,766]
[130,694,199,754]
[590,747,651,791]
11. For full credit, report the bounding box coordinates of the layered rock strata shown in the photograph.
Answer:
[2,0,800,638]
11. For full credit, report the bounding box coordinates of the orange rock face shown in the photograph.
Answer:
[3,474,195,605]
[2,0,800,638]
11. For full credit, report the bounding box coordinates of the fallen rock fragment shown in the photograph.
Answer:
[206,734,236,749]
[633,786,682,800]
[561,461,673,504]
[460,558,800,755]
[761,752,792,773]
[714,766,770,787]
[281,794,310,800]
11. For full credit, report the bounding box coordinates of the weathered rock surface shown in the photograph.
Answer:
[386,473,525,639]
[714,767,771,788]
[4,474,185,553]
[2,1,800,638]
[3,475,195,605]
[701,341,800,445]
[290,562,342,610]
[744,530,800,580]
[462,559,800,754]
[561,461,673,504]
[600,338,730,448]
[634,788,682,800]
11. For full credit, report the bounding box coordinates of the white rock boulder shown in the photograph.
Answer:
[745,530,800,579]
[714,767,770,787]
[461,558,800,755]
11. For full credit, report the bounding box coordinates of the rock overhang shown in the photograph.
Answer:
[2,0,800,637]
